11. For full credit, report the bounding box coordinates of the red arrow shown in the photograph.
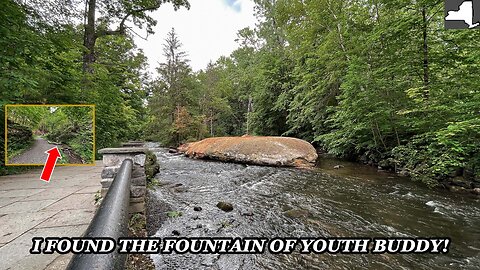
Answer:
[40,147,62,182]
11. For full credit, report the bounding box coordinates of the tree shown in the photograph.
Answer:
[157,28,191,108]
[82,0,190,72]
[147,28,203,145]
[196,62,233,136]
[1,0,158,172]
[183,0,480,188]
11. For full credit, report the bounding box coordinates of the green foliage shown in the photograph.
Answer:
[5,106,94,163]
[220,220,233,228]
[166,211,183,218]
[393,119,480,187]
[1,1,150,173]
[147,178,160,190]
[168,0,479,188]
[95,0,191,36]
[94,190,103,205]
[42,106,94,163]
[145,150,160,183]
[2,0,479,189]
[7,106,49,130]
[146,28,208,145]
[128,213,148,240]
[6,120,34,161]
[89,35,150,153]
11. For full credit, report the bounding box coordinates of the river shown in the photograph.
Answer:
[146,148,480,270]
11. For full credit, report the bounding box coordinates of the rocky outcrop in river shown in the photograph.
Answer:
[178,136,318,167]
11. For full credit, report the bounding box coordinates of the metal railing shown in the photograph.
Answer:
[67,159,133,270]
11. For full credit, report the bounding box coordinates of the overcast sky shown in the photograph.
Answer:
[133,0,257,75]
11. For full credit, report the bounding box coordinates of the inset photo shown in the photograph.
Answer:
[5,105,95,165]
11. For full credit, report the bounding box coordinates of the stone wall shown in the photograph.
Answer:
[98,147,148,215]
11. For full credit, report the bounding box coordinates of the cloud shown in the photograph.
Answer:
[133,0,256,75]
[223,0,242,12]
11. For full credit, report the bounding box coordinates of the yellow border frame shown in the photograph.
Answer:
[4,104,96,166]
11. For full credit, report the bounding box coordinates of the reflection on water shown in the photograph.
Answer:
[147,148,480,270]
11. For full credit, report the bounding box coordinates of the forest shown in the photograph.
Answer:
[6,105,94,164]
[1,0,479,190]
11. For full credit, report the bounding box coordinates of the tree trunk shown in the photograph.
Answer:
[422,6,429,98]
[246,96,253,135]
[83,0,97,73]
[210,112,214,137]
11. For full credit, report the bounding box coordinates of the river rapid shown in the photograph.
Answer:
[146,148,480,270]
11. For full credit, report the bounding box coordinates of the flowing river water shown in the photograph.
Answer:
[146,148,480,270]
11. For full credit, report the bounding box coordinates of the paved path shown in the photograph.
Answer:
[0,162,102,270]
[9,138,58,164]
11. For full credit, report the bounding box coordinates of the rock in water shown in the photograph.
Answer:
[241,211,254,217]
[178,136,318,167]
[216,202,234,212]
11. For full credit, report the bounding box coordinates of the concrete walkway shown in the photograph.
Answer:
[0,162,102,270]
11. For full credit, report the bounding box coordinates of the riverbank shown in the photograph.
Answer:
[321,151,480,196]
[177,135,479,195]
[317,156,479,197]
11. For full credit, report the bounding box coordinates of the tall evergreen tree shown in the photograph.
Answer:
[147,28,205,145]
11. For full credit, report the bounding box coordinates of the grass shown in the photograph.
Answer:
[147,178,160,190]
[129,213,147,233]
[45,128,94,164]
[126,213,155,270]
[221,220,233,228]
[166,211,183,218]
[94,190,102,205]
[0,165,36,176]
[57,148,68,164]
[6,138,34,162]
[67,138,93,163]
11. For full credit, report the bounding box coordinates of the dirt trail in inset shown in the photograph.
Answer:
[9,137,58,164]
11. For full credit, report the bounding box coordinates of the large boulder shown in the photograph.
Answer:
[178,136,318,167]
